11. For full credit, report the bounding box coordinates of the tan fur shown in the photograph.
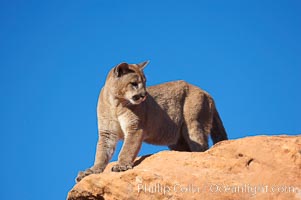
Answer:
[76,61,228,182]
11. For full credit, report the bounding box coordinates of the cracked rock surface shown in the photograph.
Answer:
[67,135,301,200]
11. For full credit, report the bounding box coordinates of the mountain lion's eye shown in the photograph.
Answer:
[130,82,138,87]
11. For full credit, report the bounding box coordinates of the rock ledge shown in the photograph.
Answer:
[67,135,301,200]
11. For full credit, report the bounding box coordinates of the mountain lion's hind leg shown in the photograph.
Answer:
[185,120,209,152]
[168,126,191,151]
[168,140,191,151]
[183,91,213,152]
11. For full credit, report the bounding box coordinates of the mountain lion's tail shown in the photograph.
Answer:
[211,108,228,144]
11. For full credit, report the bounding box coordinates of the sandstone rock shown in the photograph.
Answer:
[67,135,301,200]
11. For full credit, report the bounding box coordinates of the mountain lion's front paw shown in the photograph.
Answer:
[111,163,133,172]
[76,168,103,183]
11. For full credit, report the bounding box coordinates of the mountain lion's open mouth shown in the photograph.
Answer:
[131,93,147,104]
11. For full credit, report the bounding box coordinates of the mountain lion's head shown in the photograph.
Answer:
[106,61,149,105]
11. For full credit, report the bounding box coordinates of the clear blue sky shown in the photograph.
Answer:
[0,1,300,199]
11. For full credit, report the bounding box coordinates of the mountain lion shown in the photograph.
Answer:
[76,61,228,182]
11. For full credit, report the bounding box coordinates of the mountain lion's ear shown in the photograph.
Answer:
[114,62,131,77]
[137,60,150,70]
